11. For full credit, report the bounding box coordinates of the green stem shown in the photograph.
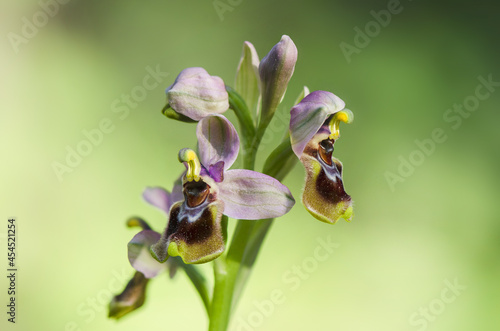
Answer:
[209,99,259,329]
[210,221,256,330]
[209,258,229,330]
[209,92,296,331]
[244,119,270,169]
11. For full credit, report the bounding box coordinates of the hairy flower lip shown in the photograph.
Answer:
[300,150,353,224]
[151,198,225,264]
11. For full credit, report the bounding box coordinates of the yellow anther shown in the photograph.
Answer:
[328,109,353,140]
[336,112,349,123]
[178,148,201,182]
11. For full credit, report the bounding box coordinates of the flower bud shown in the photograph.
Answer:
[108,272,149,320]
[259,35,297,123]
[166,67,229,121]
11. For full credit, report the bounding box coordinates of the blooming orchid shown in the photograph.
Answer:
[110,35,357,330]
[290,90,354,224]
[149,114,295,264]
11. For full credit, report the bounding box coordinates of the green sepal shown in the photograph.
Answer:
[162,103,197,123]
[294,86,310,106]
[235,41,261,116]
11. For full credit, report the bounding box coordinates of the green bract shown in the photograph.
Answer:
[235,41,261,116]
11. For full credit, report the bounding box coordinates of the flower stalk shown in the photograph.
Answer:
[110,35,355,331]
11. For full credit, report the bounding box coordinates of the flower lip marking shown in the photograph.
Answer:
[292,94,353,224]
[184,180,211,208]
[166,203,215,244]
[318,138,334,166]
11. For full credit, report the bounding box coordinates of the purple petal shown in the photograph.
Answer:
[208,161,225,182]
[166,67,229,121]
[197,114,240,170]
[128,230,165,278]
[142,172,184,214]
[218,169,295,219]
[142,187,173,214]
[289,91,345,158]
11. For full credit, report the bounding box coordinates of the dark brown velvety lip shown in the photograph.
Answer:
[167,205,214,245]
[315,165,351,205]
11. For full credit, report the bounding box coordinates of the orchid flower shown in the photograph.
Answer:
[163,67,229,121]
[150,114,295,264]
[110,36,358,330]
[125,175,188,278]
[112,176,215,319]
[289,90,354,224]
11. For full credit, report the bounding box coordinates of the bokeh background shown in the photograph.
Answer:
[1,0,499,330]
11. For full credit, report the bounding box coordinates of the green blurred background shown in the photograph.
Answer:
[1,0,499,330]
